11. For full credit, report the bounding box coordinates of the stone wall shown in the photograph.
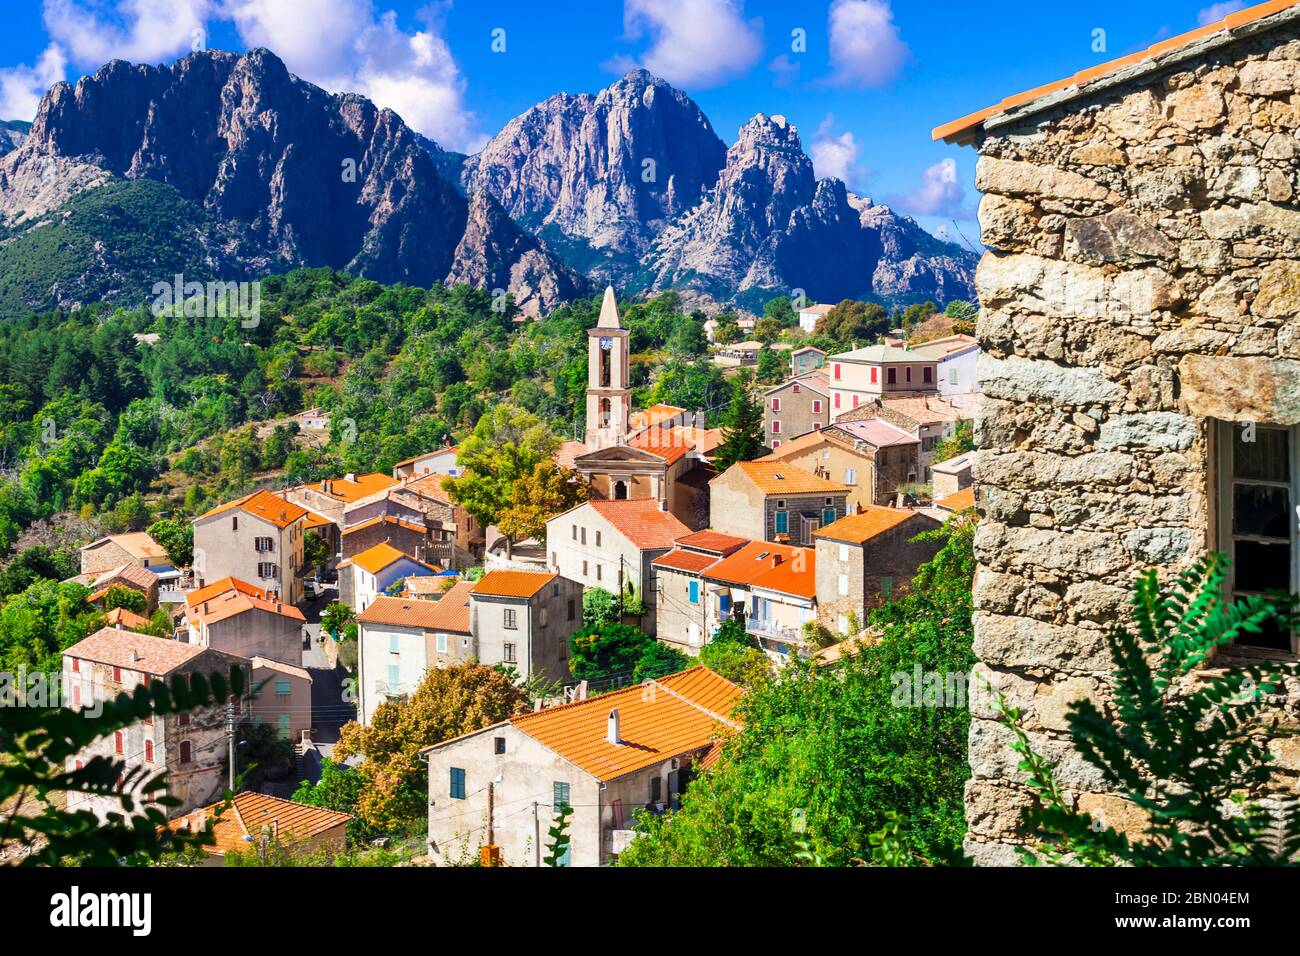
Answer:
[966,22,1300,864]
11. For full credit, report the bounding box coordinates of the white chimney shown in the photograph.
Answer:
[345,473,357,483]
[607,708,621,746]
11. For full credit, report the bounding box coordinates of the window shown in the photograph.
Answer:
[144,739,154,763]
[839,544,851,562]
[567,599,576,621]
[837,614,849,633]
[255,536,274,552]
[495,737,506,755]
[437,633,448,653]
[949,368,959,385]
[772,397,781,412]
[881,575,894,598]
[278,714,291,739]
[871,366,878,384]
[833,363,841,381]
[275,679,291,697]
[450,768,466,799]
[583,560,588,576]
[258,562,278,580]
[845,467,857,484]
[387,664,400,689]
[232,516,238,531]
[580,527,586,545]
[823,508,837,526]
[906,367,912,383]
[772,439,781,449]
[838,574,849,596]
[179,713,189,727]
[112,665,122,683]
[774,511,789,534]
[923,366,933,383]
[853,395,860,408]
[792,384,801,394]
[389,634,400,653]
[651,776,662,803]
[595,531,602,548]
[887,368,897,385]
[179,740,192,764]
[834,392,841,409]
[553,781,570,809]
[719,593,732,615]
[540,607,549,627]
[596,564,602,581]
[1216,422,1297,652]
[71,657,79,673]
[504,643,517,663]
[504,608,518,629]
[688,580,700,604]
[114,731,124,755]
[812,400,822,413]
[571,524,577,541]
[73,685,81,707]
[772,420,781,435]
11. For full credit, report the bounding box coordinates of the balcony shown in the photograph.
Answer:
[372,679,411,700]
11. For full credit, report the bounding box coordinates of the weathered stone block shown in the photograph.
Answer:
[1124,527,1192,565]
[979,354,1124,407]
[1036,676,1104,732]
[1201,202,1300,240]
[1179,353,1300,425]
[976,156,1112,202]
[1096,412,1196,451]
[969,714,1111,791]
[973,611,1113,672]
[1076,793,1152,838]
[1064,211,1176,265]
[1253,260,1300,319]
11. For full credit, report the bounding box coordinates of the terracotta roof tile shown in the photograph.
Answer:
[814,506,919,545]
[103,607,154,631]
[250,657,312,682]
[345,542,440,576]
[94,563,160,591]
[503,667,741,782]
[673,530,750,555]
[937,486,977,513]
[830,419,919,448]
[166,792,350,856]
[627,426,694,464]
[341,515,428,536]
[311,472,398,503]
[934,0,1300,143]
[357,581,474,633]
[82,532,167,562]
[725,461,850,495]
[652,549,723,574]
[185,578,305,627]
[66,627,208,676]
[199,488,308,528]
[703,541,815,598]
[587,499,691,551]
[471,570,557,600]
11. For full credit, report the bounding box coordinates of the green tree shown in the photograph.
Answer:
[816,300,890,347]
[992,553,1300,866]
[0,546,78,598]
[103,585,147,613]
[442,403,559,531]
[632,641,689,682]
[753,316,783,345]
[569,622,656,681]
[582,588,620,628]
[756,345,783,385]
[147,516,194,567]
[496,460,588,546]
[712,372,766,472]
[763,295,797,328]
[620,518,975,867]
[321,601,354,640]
[931,420,975,465]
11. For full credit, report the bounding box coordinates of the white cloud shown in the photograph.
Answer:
[225,0,484,152]
[826,0,908,89]
[1197,1,1246,26]
[768,53,800,89]
[43,0,214,66]
[617,0,763,88]
[891,158,972,219]
[0,44,67,120]
[809,114,861,187]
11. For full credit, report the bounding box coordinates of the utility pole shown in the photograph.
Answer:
[533,801,540,868]
[486,781,495,847]
[479,781,502,867]
[225,700,236,792]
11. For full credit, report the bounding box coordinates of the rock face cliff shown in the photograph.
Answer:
[0,49,575,312]
[0,53,975,316]
[640,113,976,307]
[463,69,728,283]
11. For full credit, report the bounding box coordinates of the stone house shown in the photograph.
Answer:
[422,666,740,867]
[193,489,307,605]
[758,425,917,509]
[248,657,313,743]
[790,345,827,376]
[63,628,246,821]
[353,472,483,567]
[338,542,442,612]
[813,507,943,633]
[183,577,305,666]
[79,531,170,575]
[698,540,815,650]
[340,515,436,565]
[545,499,690,635]
[469,570,582,684]
[933,0,1300,864]
[167,791,350,864]
[354,581,475,724]
[835,396,972,484]
[764,371,830,449]
[283,472,399,526]
[931,451,978,500]
[69,563,161,613]
[827,345,939,415]
[709,461,849,545]
[909,334,981,396]
[651,530,750,655]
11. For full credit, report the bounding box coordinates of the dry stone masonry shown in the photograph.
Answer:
[964,13,1300,864]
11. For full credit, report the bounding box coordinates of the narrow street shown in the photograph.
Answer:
[296,587,355,784]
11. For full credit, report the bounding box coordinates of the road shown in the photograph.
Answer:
[296,586,355,783]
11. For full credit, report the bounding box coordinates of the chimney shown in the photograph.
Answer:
[659,498,668,512]
[345,473,357,484]
[131,650,142,663]
[607,708,621,746]
[772,554,783,568]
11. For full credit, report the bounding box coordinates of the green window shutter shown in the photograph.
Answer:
[275,679,291,695]
[553,781,570,808]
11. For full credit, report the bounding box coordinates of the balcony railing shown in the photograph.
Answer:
[745,619,803,645]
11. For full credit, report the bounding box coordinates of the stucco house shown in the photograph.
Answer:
[392,446,460,480]
[469,570,582,684]
[710,460,850,545]
[354,581,475,724]
[764,372,830,449]
[813,508,943,633]
[248,657,313,743]
[63,628,246,821]
[183,576,305,666]
[827,345,939,415]
[933,0,1300,864]
[545,499,690,635]
[698,540,817,659]
[651,530,750,655]
[193,489,307,605]
[338,542,442,612]
[790,345,827,376]
[422,666,741,866]
[797,303,835,333]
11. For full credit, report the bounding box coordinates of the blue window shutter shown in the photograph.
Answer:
[823,508,836,526]
[688,580,699,604]
[451,767,465,799]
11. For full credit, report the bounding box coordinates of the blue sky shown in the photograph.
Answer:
[0,0,1252,239]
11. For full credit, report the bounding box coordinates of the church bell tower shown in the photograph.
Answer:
[585,286,631,448]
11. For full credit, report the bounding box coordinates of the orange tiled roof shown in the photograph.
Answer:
[82,532,168,562]
[199,488,308,528]
[357,584,473,633]
[934,0,1300,144]
[814,506,918,545]
[311,472,399,503]
[726,461,850,495]
[702,540,815,598]
[65,627,207,676]
[554,440,589,470]
[652,548,723,575]
[341,515,428,536]
[588,499,691,551]
[103,607,154,631]
[470,569,557,600]
[630,404,687,430]
[301,510,334,530]
[186,580,305,628]
[674,530,750,555]
[505,667,741,782]
[167,791,350,856]
[405,472,455,502]
[346,542,439,576]
[937,486,977,513]
[628,426,694,464]
[187,576,267,607]
[93,563,160,591]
